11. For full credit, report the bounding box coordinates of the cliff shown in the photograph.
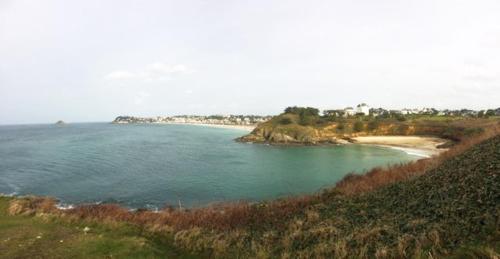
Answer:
[237,113,496,145]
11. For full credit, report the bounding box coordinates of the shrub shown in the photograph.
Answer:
[464,127,484,137]
[353,121,364,132]
[367,120,380,131]
[284,106,319,117]
[279,117,293,125]
[396,115,407,121]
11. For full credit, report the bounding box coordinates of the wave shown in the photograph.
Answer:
[385,146,431,158]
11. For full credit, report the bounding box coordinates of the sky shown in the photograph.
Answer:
[1,0,499,124]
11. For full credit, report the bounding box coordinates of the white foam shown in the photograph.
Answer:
[385,146,431,158]
[55,203,75,210]
[0,192,18,197]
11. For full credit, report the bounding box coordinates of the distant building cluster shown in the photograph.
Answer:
[113,115,273,125]
[324,104,500,118]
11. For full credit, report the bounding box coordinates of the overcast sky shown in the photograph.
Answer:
[1,0,499,124]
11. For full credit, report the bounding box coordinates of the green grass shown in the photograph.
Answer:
[0,197,195,258]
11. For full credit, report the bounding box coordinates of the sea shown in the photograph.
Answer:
[0,123,420,209]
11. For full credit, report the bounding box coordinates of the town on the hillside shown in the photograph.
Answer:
[113,115,273,125]
[113,105,500,125]
[324,103,500,118]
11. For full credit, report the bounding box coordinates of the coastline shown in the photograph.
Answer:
[163,122,255,132]
[352,136,447,158]
[115,122,256,132]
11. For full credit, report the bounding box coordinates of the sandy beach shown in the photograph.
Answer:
[352,136,447,158]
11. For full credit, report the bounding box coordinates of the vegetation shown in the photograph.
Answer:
[353,120,364,132]
[284,106,320,126]
[0,197,194,258]
[2,124,499,258]
[238,106,500,144]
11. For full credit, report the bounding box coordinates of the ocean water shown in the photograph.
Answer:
[0,123,419,209]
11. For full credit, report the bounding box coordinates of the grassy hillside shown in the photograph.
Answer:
[172,134,500,258]
[2,128,499,258]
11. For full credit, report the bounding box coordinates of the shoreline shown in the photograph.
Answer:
[170,122,255,132]
[0,135,447,210]
[115,122,256,132]
[352,136,447,158]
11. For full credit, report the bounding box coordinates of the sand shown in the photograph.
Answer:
[352,136,447,158]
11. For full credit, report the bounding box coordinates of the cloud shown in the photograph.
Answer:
[105,62,192,81]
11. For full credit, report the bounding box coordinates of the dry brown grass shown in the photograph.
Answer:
[7,196,58,216]
[65,195,321,232]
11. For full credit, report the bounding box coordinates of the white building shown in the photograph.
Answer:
[356,103,370,115]
[344,107,355,116]
[401,108,417,115]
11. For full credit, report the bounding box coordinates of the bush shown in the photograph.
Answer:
[464,127,484,137]
[336,123,345,132]
[279,117,293,125]
[299,114,317,126]
[284,106,319,116]
[396,115,407,121]
[367,120,380,131]
[283,106,320,126]
[396,124,410,134]
[353,121,364,132]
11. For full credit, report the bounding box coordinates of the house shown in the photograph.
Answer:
[370,108,388,117]
[323,109,345,117]
[401,108,417,115]
[356,103,370,115]
[344,107,355,116]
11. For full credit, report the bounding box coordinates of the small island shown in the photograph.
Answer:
[55,120,65,125]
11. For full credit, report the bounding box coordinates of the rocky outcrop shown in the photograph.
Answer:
[235,116,473,145]
[236,124,345,145]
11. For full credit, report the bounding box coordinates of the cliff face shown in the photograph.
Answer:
[236,114,494,145]
[236,119,350,145]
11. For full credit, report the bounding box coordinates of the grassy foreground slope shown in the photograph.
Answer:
[174,135,500,258]
[1,133,499,258]
[0,197,195,258]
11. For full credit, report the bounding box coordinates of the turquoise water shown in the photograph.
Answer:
[0,123,418,209]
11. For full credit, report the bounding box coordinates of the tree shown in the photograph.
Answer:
[485,109,495,117]
[284,106,320,126]
[284,106,319,116]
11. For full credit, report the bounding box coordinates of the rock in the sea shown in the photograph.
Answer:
[55,120,65,125]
